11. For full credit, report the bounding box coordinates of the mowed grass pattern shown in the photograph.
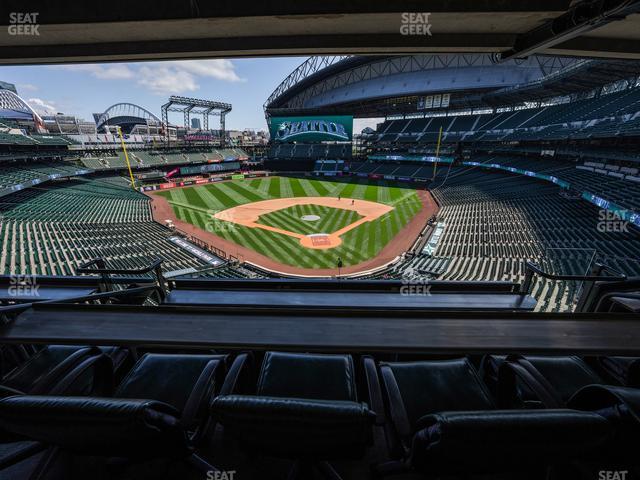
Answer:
[156,176,422,269]
[257,205,363,235]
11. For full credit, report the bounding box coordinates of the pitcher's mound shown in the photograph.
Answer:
[301,214,321,221]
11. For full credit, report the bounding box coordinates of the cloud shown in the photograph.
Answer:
[137,65,200,95]
[17,83,38,92]
[56,64,135,80]
[169,60,244,83]
[51,59,243,96]
[27,98,58,114]
[136,59,244,95]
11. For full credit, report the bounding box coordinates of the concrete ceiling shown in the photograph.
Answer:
[2,1,640,64]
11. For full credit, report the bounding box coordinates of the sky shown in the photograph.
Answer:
[0,57,311,131]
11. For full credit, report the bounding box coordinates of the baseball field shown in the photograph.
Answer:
[153,176,429,272]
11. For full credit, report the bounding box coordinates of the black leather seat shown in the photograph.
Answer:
[211,351,375,480]
[569,384,640,466]
[0,352,240,474]
[0,345,39,378]
[489,355,605,408]
[594,356,640,387]
[379,358,495,458]
[0,345,122,475]
[378,357,611,476]
[0,345,113,398]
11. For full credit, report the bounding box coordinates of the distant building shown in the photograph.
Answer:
[191,118,201,129]
[225,129,269,146]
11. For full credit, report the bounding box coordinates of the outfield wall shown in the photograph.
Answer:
[139,171,270,193]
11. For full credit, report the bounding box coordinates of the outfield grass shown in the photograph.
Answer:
[156,176,422,269]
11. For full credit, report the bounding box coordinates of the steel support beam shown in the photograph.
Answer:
[499,0,640,61]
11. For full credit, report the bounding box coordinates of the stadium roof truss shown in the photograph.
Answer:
[264,54,584,117]
[95,102,161,132]
[161,96,232,141]
[484,58,640,104]
[0,89,44,125]
[264,56,353,109]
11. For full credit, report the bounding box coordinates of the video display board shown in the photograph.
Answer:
[270,116,353,142]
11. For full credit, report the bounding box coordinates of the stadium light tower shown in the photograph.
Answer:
[161,96,232,146]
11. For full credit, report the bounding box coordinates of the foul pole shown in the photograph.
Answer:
[117,127,137,190]
[433,125,443,179]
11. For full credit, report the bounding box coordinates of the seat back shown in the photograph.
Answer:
[380,357,494,443]
[211,351,373,460]
[596,356,640,387]
[569,384,640,462]
[497,355,604,407]
[2,346,96,394]
[116,353,224,413]
[257,351,357,401]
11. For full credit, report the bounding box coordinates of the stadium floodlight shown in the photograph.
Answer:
[161,95,232,146]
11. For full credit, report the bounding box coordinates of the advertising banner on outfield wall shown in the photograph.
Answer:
[180,162,240,176]
[270,115,353,142]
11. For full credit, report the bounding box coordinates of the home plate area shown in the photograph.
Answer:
[308,234,331,247]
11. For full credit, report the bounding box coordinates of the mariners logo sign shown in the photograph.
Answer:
[270,116,353,142]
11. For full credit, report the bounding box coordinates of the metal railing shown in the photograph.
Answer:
[173,228,236,262]
[76,258,166,297]
[522,260,626,294]
[0,284,164,320]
